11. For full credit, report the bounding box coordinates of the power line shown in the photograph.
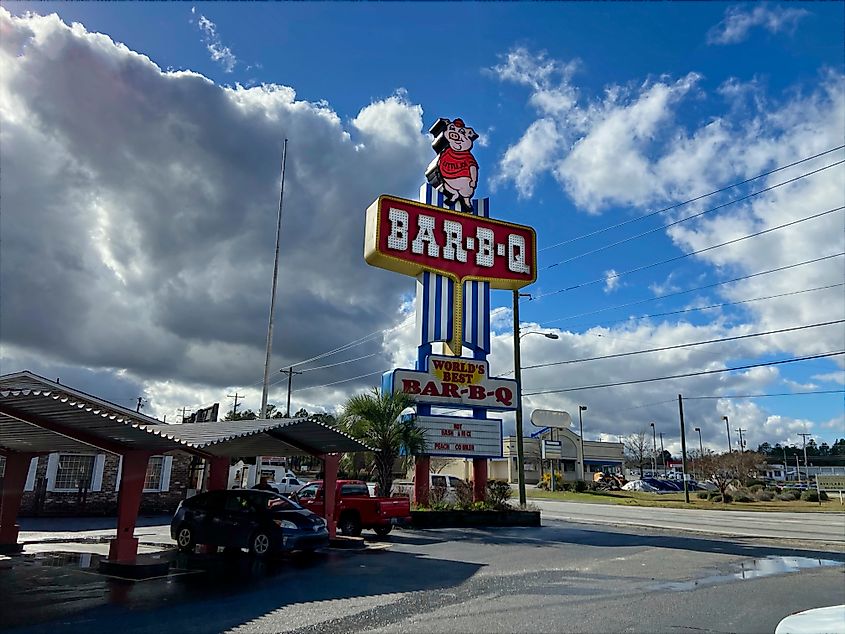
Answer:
[523,350,845,396]
[684,390,844,400]
[294,370,385,392]
[540,144,845,252]
[531,207,844,301]
[557,283,844,331]
[537,253,845,321]
[521,320,845,371]
[542,160,844,270]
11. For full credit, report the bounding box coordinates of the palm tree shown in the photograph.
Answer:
[340,388,424,497]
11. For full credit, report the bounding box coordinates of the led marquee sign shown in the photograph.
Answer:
[364,195,537,290]
[415,415,503,459]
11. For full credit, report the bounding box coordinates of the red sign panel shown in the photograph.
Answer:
[364,195,537,289]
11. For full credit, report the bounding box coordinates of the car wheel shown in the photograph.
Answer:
[338,512,362,537]
[249,530,273,557]
[176,525,196,553]
[373,525,393,537]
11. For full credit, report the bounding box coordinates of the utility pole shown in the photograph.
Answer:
[135,397,145,413]
[227,392,244,418]
[178,407,190,423]
[678,395,690,503]
[782,445,789,482]
[280,367,303,418]
[798,433,812,481]
[658,432,666,477]
[578,405,587,481]
[723,415,732,452]
[735,428,747,452]
[513,290,527,507]
[795,454,802,485]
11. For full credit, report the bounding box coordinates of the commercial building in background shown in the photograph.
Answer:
[428,428,624,484]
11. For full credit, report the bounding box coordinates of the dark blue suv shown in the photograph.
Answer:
[171,489,328,557]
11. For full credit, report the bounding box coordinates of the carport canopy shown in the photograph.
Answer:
[0,371,371,561]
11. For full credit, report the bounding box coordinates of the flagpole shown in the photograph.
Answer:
[261,139,288,420]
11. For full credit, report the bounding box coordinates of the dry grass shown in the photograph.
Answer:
[526,488,845,513]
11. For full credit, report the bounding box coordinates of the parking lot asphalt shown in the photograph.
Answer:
[2,516,844,634]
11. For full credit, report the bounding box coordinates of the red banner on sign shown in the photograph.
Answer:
[364,195,536,289]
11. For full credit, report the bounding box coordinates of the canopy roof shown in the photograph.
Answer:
[0,371,370,457]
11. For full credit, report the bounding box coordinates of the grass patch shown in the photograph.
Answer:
[526,488,843,512]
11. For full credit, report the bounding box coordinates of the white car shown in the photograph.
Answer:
[775,605,845,633]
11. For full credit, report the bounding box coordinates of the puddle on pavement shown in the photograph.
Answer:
[650,556,844,592]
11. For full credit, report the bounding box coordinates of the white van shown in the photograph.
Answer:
[392,474,466,503]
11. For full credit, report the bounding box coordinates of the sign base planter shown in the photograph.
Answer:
[410,509,540,529]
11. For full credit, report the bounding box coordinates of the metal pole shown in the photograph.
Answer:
[678,395,690,503]
[736,428,746,452]
[650,423,657,475]
[659,432,666,477]
[286,367,293,417]
[783,445,788,482]
[261,139,289,420]
[578,406,587,481]
[513,290,526,507]
[796,454,802,485]
[723,415,732,452]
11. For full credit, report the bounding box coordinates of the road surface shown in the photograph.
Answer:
[533,498,845,542]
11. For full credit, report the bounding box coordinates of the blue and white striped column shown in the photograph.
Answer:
[415,185,491,357]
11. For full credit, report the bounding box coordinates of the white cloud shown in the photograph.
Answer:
[812,372,845,386]
[707,4,810,46]
[193,8,238,72]
[0,8,430,418]
[603,270,620,293]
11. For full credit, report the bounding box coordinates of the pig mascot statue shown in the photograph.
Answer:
[425,117,479,213]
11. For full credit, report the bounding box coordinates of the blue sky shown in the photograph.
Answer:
[2,2,843,454]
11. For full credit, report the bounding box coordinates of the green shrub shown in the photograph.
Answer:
[486,480,513,511]
[776,492,797,501]
[755,491,774,502]
[469,500,493,511]
[574,480,588,493]
[708,491,722,500]
[733,490,754,503]
[781,489,802,501]
[710,493,733,503]
[696,492,709,500]
[744,478,765,488]
[748,484,764,493]
[800,491,820,503]
[820,491,829,501]
[454,479,475,509]
[561,480,574,492]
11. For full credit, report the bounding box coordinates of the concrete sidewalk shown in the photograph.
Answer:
[17,515,174,550]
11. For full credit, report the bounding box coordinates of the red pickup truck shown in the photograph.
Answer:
[294,480,411,536]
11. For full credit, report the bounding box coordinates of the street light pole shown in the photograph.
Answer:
[723,415,732,452]
[578,405,587,481]
[694,427,703,480]
[678,395,690,504]
[658,432,666,477]
[649,423,657,475]
[512,295,559,506]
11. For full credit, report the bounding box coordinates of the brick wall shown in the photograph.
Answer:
[19,452,193,517]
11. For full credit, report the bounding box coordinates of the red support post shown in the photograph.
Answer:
[205,456,229,491]
[322,454,339,539]
[0,452,35,553]
[414,456,430,507]
[472,458,488,502]
[108,451,151,563]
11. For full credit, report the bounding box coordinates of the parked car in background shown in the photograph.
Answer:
[294,480,411,537]
[170,489,328,557]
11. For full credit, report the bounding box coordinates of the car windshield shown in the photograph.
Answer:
[265,494,301,511]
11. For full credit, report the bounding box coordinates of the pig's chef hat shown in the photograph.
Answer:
[452,118,465,128]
